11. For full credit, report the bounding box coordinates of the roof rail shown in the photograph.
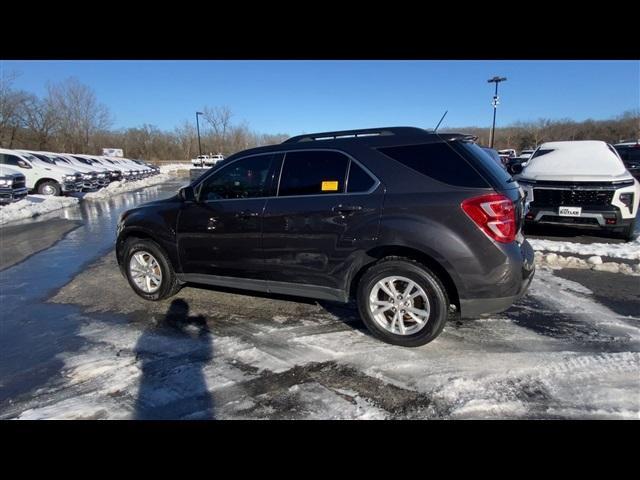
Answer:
[282,126,430,144]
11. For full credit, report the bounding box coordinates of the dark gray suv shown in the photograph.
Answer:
[116,127,535,347]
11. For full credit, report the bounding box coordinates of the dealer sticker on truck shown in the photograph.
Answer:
[558,206,582,217]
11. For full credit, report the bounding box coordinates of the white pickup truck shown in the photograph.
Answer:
[0,148,83,196]
[0,164,28,205]
[191,154,224,167]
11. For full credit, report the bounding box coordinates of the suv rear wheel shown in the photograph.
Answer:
[357,257,449,347]
[123,238,181,301]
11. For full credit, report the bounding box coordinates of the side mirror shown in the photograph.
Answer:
[179,185,196,202]
[508,162,523,175]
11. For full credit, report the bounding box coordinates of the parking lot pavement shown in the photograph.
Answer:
[0,218,82,271]
[0,176,638,420]
[0,248,637,420]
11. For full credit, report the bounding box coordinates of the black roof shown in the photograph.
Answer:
[226,127,472,159]
[282,126,431,144]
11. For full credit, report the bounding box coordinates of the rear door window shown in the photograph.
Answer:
[278,150,349,196]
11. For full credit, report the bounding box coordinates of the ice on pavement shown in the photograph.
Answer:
[10,269,640,420]
[83,174,174,200]
[158,163,192,174]
[0,195,79,226]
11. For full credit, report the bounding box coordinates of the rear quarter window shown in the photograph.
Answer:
[378,142,489,188]
[347,161,376,193]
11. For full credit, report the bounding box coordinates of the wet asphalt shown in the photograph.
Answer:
[0,175,638,419]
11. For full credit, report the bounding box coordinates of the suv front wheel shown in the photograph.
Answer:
[357,257,449,347]
[123,238,181,301]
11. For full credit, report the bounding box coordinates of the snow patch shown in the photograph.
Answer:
[83,174,172,200]
[534,250,640,276]
[0,195,79,226]
[528,237,640,261]
[158,163,192,174]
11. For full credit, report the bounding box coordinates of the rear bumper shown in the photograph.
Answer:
[459,238,535,318]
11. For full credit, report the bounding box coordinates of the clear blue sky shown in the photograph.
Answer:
[2,60,638,135]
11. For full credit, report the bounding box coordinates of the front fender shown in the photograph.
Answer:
[116,204,181,271]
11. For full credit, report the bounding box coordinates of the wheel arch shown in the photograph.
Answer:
[350,245,461,312]
[34,177,61,190]
[116,227,165,268]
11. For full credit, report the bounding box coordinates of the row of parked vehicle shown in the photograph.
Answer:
[0,149,160,204]
[482,140,639,240]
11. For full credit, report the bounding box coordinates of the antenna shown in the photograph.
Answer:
[434,110,448,132]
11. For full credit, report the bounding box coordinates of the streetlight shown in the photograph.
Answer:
[195,111,203,156]
[487,76,507,149]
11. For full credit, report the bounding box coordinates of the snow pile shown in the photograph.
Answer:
[528,237,640,261]
[0,195,79,226]
[83,174,171,200]
[533,251,640,275]
[158,163,192,174]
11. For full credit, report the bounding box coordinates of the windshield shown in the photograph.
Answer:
[21,153,39,163]
[73,156,93,165]
[529,148,554,161]
[33,153,56,164]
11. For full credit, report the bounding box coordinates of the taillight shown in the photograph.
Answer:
[461,193,517,243]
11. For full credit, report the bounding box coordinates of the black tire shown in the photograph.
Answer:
[123,237,181,301]
[37,180,61,196]
[356,257,450,347]
[620,220,636,242]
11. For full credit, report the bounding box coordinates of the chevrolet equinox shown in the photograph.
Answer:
[116,127,535,347]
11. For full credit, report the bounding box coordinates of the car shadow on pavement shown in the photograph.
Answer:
[133,298,215,420]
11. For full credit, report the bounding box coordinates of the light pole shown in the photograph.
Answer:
[487,76,507,149]
[195,111,203,156]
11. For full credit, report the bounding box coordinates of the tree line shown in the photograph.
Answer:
[1,72,638,161]
[455,111,639,151]
[0,74,289,161]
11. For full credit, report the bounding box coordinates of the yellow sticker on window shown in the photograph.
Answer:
[321,180,339,192]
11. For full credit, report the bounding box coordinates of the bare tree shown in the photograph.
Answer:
[47,77,113,153]
[174,121,197,160]
[202,106,233,154]
[0,71,30,148]
[18,94,57,150]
